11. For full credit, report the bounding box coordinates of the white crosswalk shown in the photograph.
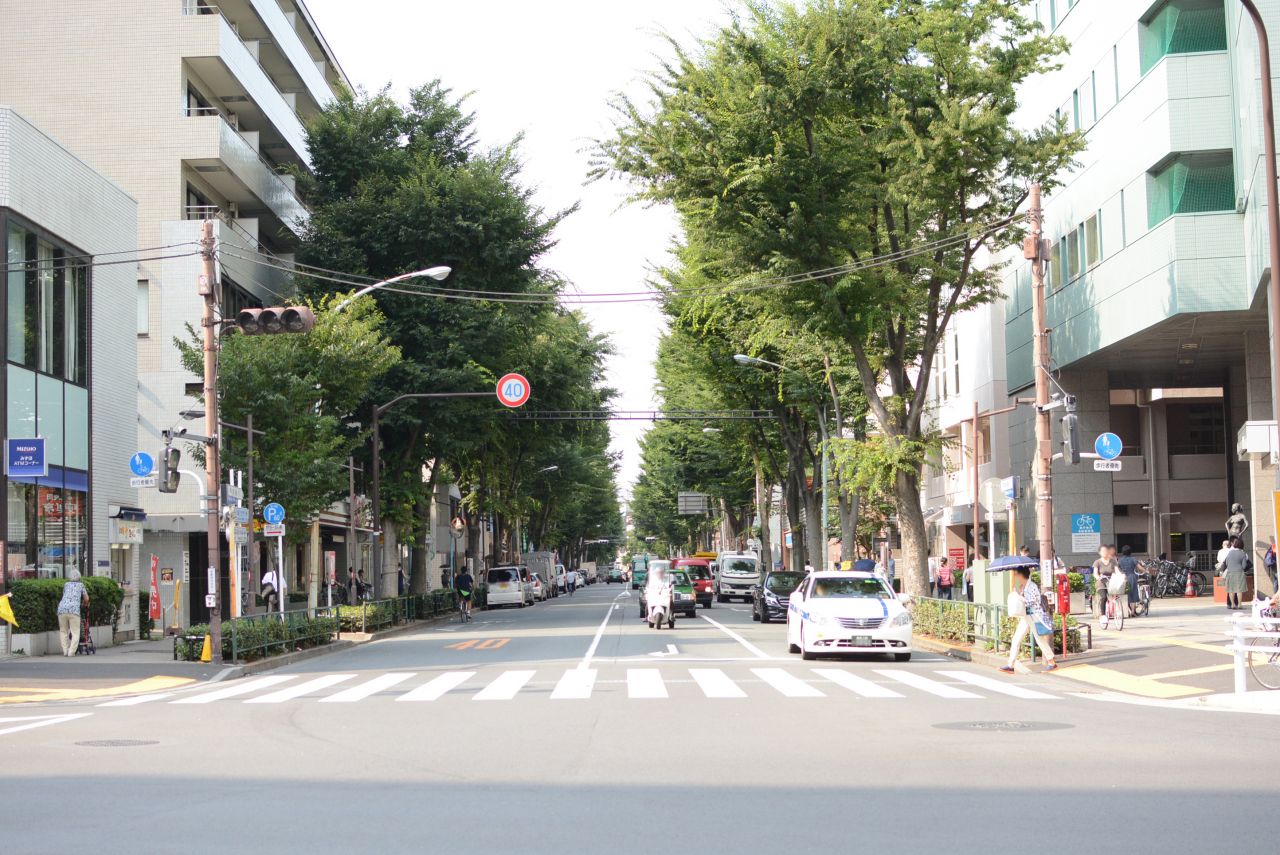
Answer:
[114,667,1065,707]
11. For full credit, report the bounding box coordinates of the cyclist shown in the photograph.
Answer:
[455,567,475,621]
[567,569,577,597]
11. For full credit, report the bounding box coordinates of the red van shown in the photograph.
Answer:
[673,558,714,609]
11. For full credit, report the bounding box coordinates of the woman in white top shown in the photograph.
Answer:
[1001,566,1057,673]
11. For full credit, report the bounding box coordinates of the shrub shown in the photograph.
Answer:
[911,599,973,644]
[176,614,337,662]
[8,577,122,633]
[138,591,154,639]
[335,602,392,632]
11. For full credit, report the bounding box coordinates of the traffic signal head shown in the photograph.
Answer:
[158,445,181,493]
[1061,412,1080,465]
[236,306,316,335]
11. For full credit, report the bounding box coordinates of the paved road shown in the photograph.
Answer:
[3,583,1273,854]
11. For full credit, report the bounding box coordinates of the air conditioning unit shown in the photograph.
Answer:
[228,202,240,219]
[227,112,239,130]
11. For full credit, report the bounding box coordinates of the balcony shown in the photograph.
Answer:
[181,10,311,167]
[182,113,307,239]
[167,215,293,304]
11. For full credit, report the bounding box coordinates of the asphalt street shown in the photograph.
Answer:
[2,582,1273,855]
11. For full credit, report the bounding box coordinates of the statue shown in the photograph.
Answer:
[1226,503,1249,541]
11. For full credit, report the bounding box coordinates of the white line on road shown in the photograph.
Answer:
[627,668,668,698]
[700,614,771,659]
[551,668,597,700]
[751,667,826,698]
[0,713,90,736]
[397,671,474,702]
[98,692,180,707]
[320,673,414,703]
[648,644,679,658]
[812,668,904,698]
[936,670,1060,700]
[875,669,981,699]
[246,674,356,704]
[689,668,747,698]
[474,670,535,701]
[580,593,628,669]
[172,675,295,704]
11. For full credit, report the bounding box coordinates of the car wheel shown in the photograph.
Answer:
[787,621,800,654]
[751,604,760,622]
[894,652,912,662]
[705,599,713,609]
[800,628,816,661]
[717,593,728,603]
[759,607,770,625]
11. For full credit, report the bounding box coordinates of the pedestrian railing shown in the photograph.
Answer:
[911,596,1010,653]
[1226,611,1280,693]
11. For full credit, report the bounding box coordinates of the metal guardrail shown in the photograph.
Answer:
[912,595,1091,660]
[1227,611,1280,693]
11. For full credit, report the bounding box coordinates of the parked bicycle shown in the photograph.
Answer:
[1249,596,1280,689]
[1134,569,1152,617]
[1151,557,1207,598]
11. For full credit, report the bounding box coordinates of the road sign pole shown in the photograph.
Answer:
[199,220,222,664]
[277,533,286,616]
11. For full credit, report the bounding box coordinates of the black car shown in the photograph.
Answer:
[751,570,806,623]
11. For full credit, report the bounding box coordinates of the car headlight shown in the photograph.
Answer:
[890,611,912,627]
[812,614,834,627]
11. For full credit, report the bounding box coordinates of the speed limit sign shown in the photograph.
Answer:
[496,373,531,408]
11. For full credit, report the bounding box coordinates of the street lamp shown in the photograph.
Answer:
[537,465,560,474]
[735,354,834,570]
[702,427,722,435]
[332,266,452,312]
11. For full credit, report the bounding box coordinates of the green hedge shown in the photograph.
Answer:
[138,591,155,639]
[9,577,123,633]
[177,613,338,662]
[912,599,972,643]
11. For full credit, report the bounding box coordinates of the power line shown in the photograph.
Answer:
[2,249,202,273]
[504,409,773,421]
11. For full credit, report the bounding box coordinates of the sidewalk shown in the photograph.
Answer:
[0,636,224,704]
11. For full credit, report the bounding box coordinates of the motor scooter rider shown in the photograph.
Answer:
[645,565,672,623]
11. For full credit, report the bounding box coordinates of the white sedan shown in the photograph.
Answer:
[786,571,912,662]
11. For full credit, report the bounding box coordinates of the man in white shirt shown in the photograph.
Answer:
[928,555,940,597]
[261,569,280,613]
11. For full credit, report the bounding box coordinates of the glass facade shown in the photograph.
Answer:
[3,215,91,582]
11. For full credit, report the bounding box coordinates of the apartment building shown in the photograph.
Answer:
[0,107,138,647]
[0,0,351,624]
[995,0,1279,577]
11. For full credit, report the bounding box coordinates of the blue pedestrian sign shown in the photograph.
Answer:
[129,452,154,477]
[263,502,286,525]
[6,438,46,477]
[1094,432,1123,461]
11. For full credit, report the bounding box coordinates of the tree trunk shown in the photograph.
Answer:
[894,466,929,597]
[410,494,430,594]
[838,489,857,563]
[785,472,806,573]
[755,456,773,568]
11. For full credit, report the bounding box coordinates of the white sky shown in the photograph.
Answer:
[305,0,734,494]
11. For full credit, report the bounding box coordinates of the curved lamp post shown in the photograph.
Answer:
[333,265,452,312]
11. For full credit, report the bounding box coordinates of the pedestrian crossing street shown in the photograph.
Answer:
[98,666,1063,707]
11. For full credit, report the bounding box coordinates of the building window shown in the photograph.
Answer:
[1140,0,1227,76]
[1065,227,1081,282]
[5,223,88,385]
[1047,241,1060,291]
[137,279,150,336]
[1166,402,1225,455]
[1071,89,1080,130]
[1084,212,1101,268]
[1147,152,1234,227]
[1113,46,1120,102]
[1120,189,1128,247]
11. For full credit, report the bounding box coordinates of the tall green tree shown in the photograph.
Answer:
[599,0,1081,593]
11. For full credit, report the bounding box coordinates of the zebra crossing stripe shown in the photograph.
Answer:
[99,692,179,707]
[320,673,415,703]
[551,669,596,700]
[689,668,746,698]
[751,667,825,698]
[935,670,1060,700]
[812,668,904,698]
[627,669,667,698]
[397,671,475,702]
[246,674,356,704]
[474,670,535,701]
[875,669,981,699]
[172,675,295,705]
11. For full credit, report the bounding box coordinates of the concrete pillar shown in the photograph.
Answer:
[1049,369,1114,566]
[1245,329,1277,592]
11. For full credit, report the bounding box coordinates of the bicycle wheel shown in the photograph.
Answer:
[1134,593,1148,617]
[1191,573,1207,596]
[1249,638,1280,689]
[1110,596,1123,630]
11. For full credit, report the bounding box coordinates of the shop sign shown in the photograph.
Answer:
[109,519,144,544]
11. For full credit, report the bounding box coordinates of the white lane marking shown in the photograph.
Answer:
[397,671,475,702]
[648,644,679,658]
[581,594,627,669]
[551,669,597,700]
[320,673,414,703]
[699,614,771,659]
[172,675,295,704]
[751,667,825,698]
[0,713,90,736]
[246,674,356,704]
[875,669,981,699]
[812,668,904,698]
[474,670,535,701]
[689,668,747,698]
[99,692,179,707]
[936,670,1060,700]
[627,668,668,698]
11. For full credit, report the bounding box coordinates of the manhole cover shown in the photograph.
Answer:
[933,721,1073,732]
[75,739,159,747]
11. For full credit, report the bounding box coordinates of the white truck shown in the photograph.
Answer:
[581,561,598,584]
[715,552,762,602]
[526,552,558,599]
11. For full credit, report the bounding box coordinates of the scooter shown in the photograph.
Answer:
[647,583,676,630]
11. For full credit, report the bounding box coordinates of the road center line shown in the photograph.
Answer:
[699,614,771,659]
[580,594,626,670]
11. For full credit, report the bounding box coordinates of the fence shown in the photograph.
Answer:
[1226,611,1280,693]
[912,596,1090,659]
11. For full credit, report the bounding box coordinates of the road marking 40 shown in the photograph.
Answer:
[445,638,510,651]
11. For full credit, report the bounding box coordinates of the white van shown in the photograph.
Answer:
[716,552,761,602]
[555,564,568,593]
[487,566,531,608]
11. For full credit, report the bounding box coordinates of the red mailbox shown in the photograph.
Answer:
[1056,574,1071,613]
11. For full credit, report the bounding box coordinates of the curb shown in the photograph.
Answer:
[913,634,1101,672]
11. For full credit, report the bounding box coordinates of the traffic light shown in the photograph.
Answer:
[1061,412,1080,465]
[235,306,316,335]
[158,445,181,493]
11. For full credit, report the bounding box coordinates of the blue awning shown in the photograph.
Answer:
[8,465,89,492]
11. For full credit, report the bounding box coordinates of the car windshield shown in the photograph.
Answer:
[723,559,757,576]
[488,569,518,583]
[809,577,891,599]
[678,564,710,579]
[765,572,804,594]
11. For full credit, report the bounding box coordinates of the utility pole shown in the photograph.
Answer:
[971,401,981,563]
[199,220,222,665]
[1027,184,1055,569]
